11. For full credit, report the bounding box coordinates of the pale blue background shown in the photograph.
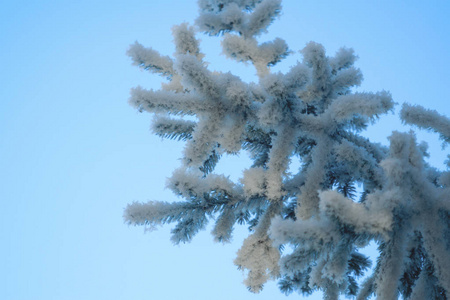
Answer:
[1,1,449,299]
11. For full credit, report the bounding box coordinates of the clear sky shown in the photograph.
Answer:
[1,1,449,299]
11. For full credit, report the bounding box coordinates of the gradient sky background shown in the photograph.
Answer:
[1,1,450,299]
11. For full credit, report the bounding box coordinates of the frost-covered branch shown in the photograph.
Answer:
[129,87,202,115]
[126,0,450,298]
[127,42,174,79]
[401,103,450,144]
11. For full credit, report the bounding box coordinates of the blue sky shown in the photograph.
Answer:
[1,1,449,299]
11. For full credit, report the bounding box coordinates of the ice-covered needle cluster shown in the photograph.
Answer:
[124,1,450,299]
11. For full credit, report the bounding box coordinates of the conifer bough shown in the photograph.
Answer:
[124,0,450,299]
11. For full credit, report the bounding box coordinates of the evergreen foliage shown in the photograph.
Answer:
[124,1,450,298]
